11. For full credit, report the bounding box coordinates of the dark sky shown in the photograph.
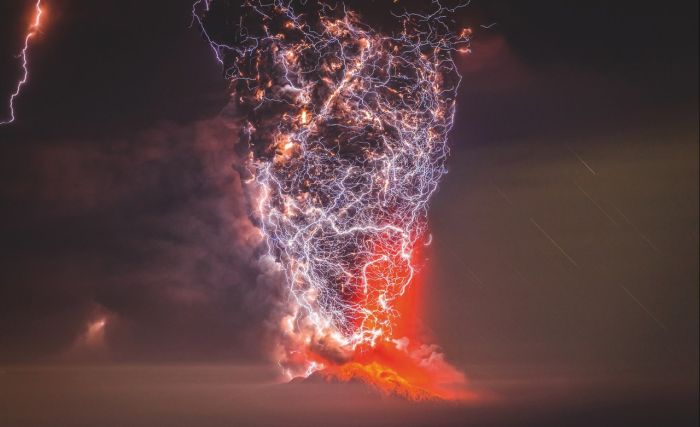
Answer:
[0,0,697,425]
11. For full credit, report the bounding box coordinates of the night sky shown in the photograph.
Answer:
[0,1,697,426]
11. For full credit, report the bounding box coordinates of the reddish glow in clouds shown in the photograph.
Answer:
[194,0,473,400]
[1,0,44,125]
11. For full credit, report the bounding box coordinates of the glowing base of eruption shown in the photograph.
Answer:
[280,308,472,401]
[274,249,472,401]
[195,0,471,400]
[322,362,440,401]
[302,338,475,401]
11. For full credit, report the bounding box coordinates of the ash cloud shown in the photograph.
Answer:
[0,107,286,363]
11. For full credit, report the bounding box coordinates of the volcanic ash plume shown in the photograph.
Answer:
[195,0,472,400]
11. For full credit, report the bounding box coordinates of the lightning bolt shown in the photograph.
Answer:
[1,0,44,126]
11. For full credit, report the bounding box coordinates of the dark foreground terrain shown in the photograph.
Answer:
[1,364,696,427]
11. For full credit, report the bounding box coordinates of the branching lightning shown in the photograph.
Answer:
[195,0,471,399]
[1,0,44,126]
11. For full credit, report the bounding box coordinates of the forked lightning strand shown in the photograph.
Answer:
[1,0,43,126]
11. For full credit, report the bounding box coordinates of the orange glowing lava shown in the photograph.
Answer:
[298,246,474,401]
[314,341,475,401]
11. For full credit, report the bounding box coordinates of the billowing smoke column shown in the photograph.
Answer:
[195,0,471,399]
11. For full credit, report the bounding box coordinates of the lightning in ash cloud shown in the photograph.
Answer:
[1,0,44,126]
[194,0,474,400]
